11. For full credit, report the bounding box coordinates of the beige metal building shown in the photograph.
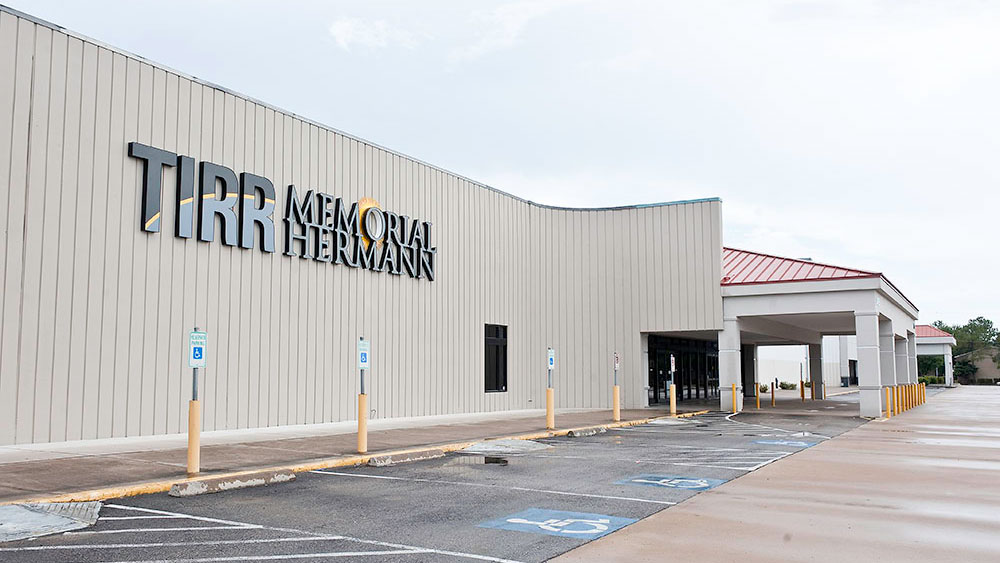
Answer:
[0,7,722,446]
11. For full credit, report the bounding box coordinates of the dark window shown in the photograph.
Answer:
[485,324,507,393]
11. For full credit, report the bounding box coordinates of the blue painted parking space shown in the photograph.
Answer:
[478,508,636,539]
[617,474,727,491]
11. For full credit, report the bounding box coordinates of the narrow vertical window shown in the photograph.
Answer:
[485,324,507,392]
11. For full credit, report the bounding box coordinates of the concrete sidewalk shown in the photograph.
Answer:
[0,405,701,504]
[556,386,1000,563]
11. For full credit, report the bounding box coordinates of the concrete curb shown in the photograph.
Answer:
[168,470,296,497]
[367,448,445,467]
[0,410,710,506]
[567,427,606,438]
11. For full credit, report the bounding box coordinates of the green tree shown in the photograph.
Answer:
[918,355,944,376]
[927,317,1000,379]
[934,317,999,357]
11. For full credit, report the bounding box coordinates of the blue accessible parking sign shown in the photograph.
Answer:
[188,331,207,368]
[618,474,726,491]
[479,508,635,539]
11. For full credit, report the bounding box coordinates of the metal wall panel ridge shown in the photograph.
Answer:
[0,8,723,445]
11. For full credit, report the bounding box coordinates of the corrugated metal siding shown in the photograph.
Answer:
[0,9,723,445]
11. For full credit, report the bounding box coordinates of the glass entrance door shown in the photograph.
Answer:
[648,350,670,404]
[647,335,719,404]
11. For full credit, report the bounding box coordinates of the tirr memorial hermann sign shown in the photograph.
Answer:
[129,141,437,281]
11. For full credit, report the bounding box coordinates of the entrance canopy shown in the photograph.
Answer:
[915,325,956,386]
[718,248,919,417]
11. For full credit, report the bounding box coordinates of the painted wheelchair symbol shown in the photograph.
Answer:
[505,517,611,535]
[479,508,635,538]
[633,477,711,490]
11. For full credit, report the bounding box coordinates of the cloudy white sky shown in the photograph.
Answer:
[12,0,998,325]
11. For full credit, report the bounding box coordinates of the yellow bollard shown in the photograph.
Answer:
[612,384,620,422]
[187,400,201,475]
[546,387,555,429]
[731,383,738,413]
[884,387,891,418]
[771,383,775,407]
[800,378,805,402]
[357,393,368,453]
[922,382,926,404]
[895,385,900,414]
[669,383,677,416]
[755,382,760,410]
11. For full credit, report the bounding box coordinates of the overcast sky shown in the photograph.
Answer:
[11,0,998,326]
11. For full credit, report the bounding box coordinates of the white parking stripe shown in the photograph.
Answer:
[30,503,528,563]
[311,471,676,505]
[67,526,255,535]
[670,463,763,471]
[0,537,349,552]
[724,413,833,440]
[99,516,188,521]
[104,504,265,528]
[744,451,795,470]
[91,550,429,562]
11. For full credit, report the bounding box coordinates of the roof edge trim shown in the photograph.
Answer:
[720,273,883,287]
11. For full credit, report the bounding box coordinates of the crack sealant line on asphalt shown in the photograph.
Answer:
[0,411,709,506]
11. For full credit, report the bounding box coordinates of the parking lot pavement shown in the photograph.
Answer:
[555,387,996,563]
[0,411,864,563]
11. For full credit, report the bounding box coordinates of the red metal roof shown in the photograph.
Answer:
[722,247,879,286]
[916,325,952,338]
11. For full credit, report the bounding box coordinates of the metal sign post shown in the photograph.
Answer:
[546,348,555,430]
[612,352,621,422]
[187,327,207,475]
[357,337,370,453]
